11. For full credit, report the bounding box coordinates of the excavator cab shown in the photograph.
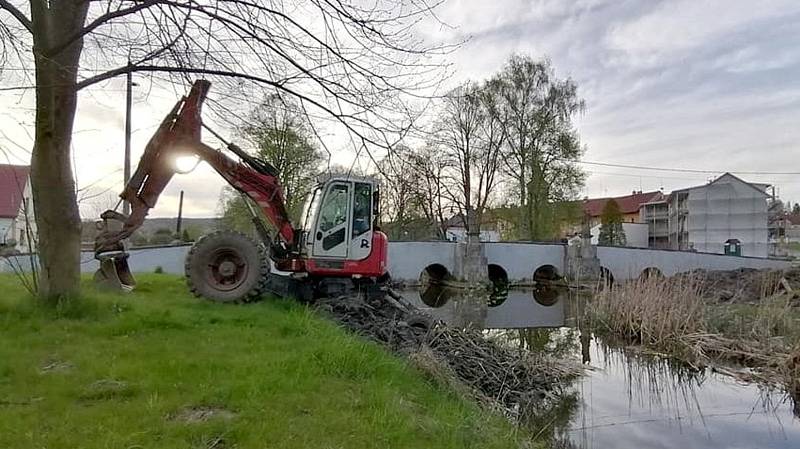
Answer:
[300,177,381,262]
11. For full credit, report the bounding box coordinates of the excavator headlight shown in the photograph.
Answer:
[174,155,201,174]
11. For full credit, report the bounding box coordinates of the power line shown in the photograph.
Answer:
[574,159,800,176]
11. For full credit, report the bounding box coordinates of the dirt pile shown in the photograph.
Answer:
[676,267,800,304]
[316,293,580,414]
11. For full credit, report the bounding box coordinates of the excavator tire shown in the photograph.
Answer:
[185,230,269,303]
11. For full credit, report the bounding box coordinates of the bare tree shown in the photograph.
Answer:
[408,144,449,239]
[377,145,421,237]
[431,81,505,235]
[0,0,451,300]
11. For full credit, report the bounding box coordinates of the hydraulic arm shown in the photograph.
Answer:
[95,80,295,257]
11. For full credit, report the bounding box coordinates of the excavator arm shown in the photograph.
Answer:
[94,81,297,289]
[96,80,295,252]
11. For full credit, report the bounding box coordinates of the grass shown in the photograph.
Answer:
[0,274,524,449]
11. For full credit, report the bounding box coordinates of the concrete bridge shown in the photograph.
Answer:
[1,241,789,283]
[387,241,789,285]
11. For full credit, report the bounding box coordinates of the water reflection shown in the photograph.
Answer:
[403,285,567,329]
[399,287,800,449]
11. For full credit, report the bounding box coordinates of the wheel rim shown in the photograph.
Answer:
[205,248,248,292]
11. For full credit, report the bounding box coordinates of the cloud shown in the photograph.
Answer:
[605,0,800,69]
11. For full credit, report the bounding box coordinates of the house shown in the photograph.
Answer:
[786,214,800,243]
[572,191,661,248]
[442,214,501,242]
[590,222,649,248]
[582,191,663,228]
[0,164,35,254]
[667,173,769,257]
[640,192,670,249]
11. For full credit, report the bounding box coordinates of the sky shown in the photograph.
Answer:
[1,0,799,218]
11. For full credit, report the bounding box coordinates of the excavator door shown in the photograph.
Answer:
[302,177,384,272]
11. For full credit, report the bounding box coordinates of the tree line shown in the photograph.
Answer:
[222,54,588,243]
[378,55,586,241]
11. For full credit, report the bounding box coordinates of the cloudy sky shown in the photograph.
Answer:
[2,0,799,218]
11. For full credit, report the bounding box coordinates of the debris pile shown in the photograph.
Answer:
[677,268,800,304]
[316,293,580,413]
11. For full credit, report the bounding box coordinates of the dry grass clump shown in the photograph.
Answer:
[589,272,800,393]
[590,275,706,354]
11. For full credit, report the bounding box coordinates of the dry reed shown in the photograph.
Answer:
[589,272,799,390]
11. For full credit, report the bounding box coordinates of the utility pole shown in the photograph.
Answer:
[123,62,133,216]
[176,190,185,237]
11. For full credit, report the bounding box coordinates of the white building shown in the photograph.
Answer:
[668,173,769,257]
[591,222,649,248]
[444,227,501,242]
[0,165,35,254]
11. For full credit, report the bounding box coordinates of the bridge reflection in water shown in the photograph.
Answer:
[398,286,800,449]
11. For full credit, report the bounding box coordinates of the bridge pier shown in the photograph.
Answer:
[565,234,600,284]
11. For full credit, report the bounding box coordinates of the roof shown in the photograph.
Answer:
[583,191,662,217]
[672,173,769,197]
[0,164,31,218]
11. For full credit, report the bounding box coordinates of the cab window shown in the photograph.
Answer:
[319,183,349,232]
[352,183,372,237]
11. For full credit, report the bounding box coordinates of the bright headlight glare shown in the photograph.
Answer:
[174,155,201,174]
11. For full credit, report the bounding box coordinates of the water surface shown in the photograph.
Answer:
[400,286,800,449]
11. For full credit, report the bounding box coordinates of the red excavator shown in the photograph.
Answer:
[94,80,389,302]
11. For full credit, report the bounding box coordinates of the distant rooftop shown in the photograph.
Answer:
[583,191,662,217]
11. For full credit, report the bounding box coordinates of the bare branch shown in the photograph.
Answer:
[0,0,32,34]
[47,0,163,57]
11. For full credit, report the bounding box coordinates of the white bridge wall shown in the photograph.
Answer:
[483,242,565,282]
[1,242,790,284]
[595,246,788,281]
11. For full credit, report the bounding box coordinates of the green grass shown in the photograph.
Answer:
[0,274,522,449]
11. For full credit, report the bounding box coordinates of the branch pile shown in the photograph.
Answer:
[316,293,580,415]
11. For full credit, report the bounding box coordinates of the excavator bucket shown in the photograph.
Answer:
[94,253,136,292]
[93,210,136,292]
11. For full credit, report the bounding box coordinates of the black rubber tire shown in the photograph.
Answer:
[185,231,269,303]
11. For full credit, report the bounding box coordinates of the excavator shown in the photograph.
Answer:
[94,80,389,302]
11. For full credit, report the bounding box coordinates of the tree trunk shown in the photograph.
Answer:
[29,0,89,301]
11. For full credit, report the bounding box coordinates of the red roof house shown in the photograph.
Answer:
[0,164,31,218]
[582,191,663,219]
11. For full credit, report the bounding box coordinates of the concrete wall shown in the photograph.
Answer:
[596,245,788,281]
[2,241,790,285]
[386,241,457,282]
[0,244,193,275]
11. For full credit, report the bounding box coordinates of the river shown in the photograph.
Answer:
[398,286,800,449]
